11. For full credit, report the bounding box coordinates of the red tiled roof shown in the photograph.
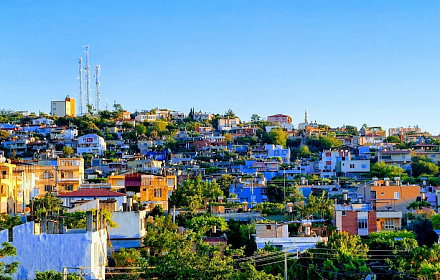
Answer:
[57,188,124,198]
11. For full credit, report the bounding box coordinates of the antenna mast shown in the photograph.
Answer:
[94,65,101,112]
[84,45,91,109]
[78,57,83,116]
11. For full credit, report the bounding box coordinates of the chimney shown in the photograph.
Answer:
[384,178,390,186]
[218,196,223,204]
[395,177,401,186]
[343,190,348,201]
[373,177,378,186]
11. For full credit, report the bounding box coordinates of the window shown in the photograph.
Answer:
[154,188,162,198]
[326,161,332,166]
[65,185,74,191]
[8,228,13,242]
[266,225,272,230]
[358,219,368,229]
[167,178,174,186]
[43,171,54,179]
[394,192,400,199]
[371,191,376,199]
[261,188,267,194]
[44,185,52,192]
[350,164,355,169]
[342,211,346,216]
[385,219,394,229]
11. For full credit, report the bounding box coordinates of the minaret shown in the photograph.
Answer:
[305,109,309,123]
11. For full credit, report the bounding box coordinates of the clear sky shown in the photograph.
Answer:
[1,1,440,134]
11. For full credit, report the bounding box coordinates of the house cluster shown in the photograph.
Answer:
[0,100,439,279]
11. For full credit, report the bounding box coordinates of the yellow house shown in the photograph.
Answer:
[140,175,176,211]
[35,158,84,197]
[0,160,17,213]
[13,164,37,213]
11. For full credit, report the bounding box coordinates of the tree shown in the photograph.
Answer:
[268,128,288,148]
[35,270,82,280]
[0,214,21,230]
[135,124,147,136]
[32,193,62,216]
[370,161,407,179]
[412,156,439,177]
[250,114,261,122]
[226,220,256,257]
[297,145,311,158]
[302,191,334,220]
[217,175,233,198]
[386,135,402,143]
[409,214,439,247]
[150,205,164,218]
[170,175,223,213]
[185,214,228,238]
[224,109,236,118]
[62,146,74,158]
[0,242,19,280]
[292,232,370,280]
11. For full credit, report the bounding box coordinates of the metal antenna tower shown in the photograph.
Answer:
[94,65,101,112]
[78,57,83,116]
[84,45,91,108]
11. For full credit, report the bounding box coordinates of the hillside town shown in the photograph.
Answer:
[0,97,438,279]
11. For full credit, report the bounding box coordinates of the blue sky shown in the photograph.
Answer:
[1,1,440,134]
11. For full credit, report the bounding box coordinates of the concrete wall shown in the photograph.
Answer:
[0,222,106,280]
[109,211,146,251]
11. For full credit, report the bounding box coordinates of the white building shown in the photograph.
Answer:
[218,117,240,131]
[32,118,54,126]
[77,134,106,155]
[0,218,106,279]
[109,210,147,251]
[135,114,157,123]
[255,222,327,252]
[319,149,370,178]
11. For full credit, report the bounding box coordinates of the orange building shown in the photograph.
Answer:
[140,175,176,211]
[35,158,84,196]
[357,179,420,215]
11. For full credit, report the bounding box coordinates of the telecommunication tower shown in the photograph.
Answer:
[94,65,101,112]
[84,45,91,108]
[78,58,83,116]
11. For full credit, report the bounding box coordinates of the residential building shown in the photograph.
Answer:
[0,214,106,279]
[267,114,294,131]
[388,126,422,137]
[135,114,157,123]
[0,158,17,213]
[357,178,420,215]
[140,175,176,211]
[50,95,75,117]
[58,188,126,210]
[109,209,147,251]
[218,117,240,131]
[255,221,327,252]
[77,134,106,155]
[333,203,378,236]
[32,118,54,126]
[34,157,84,196]
[378,150,412,172]
[413,144,440,163]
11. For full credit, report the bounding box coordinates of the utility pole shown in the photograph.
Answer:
[284,248,288,280]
